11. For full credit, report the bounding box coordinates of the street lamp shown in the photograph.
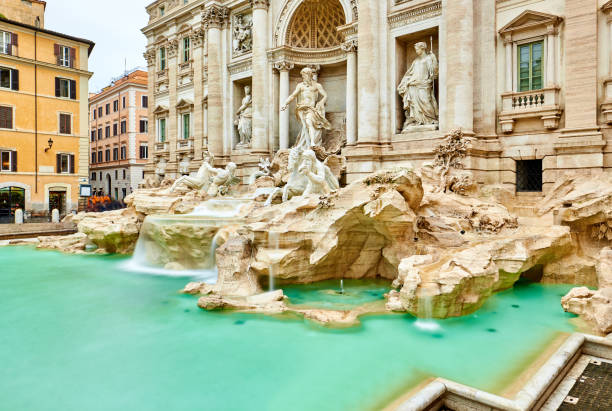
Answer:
[44,138,53,152]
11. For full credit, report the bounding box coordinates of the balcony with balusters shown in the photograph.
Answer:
[499,87,562,133]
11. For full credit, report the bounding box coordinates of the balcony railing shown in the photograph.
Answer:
[499,87,562,133]
[156,69,168,80]
[155,141,168,152]
[177,138,193,151]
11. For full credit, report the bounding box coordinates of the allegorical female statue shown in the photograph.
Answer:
[235,85,252,148]
[397,42,439,132]
[281,67,331,150]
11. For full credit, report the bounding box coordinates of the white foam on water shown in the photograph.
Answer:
[414,320,441,332]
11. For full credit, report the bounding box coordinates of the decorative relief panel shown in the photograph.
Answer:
[233,13,253,56]
[388,1,442,29]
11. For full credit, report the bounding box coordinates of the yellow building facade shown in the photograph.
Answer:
[0,13,94,221]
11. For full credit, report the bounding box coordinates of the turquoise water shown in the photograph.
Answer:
[0,247,578,411]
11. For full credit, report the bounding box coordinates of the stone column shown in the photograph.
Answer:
[167,38,179,168]
[503,34,513,92]
[607,8,612,77]
[203,4,228,158]
[342,39,358,145]
[546,25,557,87]
[250,0,270,154]
[143,48,156,176]
[192,28,205,160]
[275,61,293,150]
[445,0,474,134]
[356,1,379,144]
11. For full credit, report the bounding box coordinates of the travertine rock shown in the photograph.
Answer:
[75,208,142,254]
[562,287,612,335]
[542,254,598,287]
[597,248,612,288]
[37,232,89,254]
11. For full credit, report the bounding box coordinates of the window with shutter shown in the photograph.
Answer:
[98,128,102,138]
[11,150,17,172]
[121,120,126,134]
[91,152,96,164]
[69,80,76,100]
[142,96,148,108]
[58,45,71,67]
[69,47,76,68]
[54,44,61,64]
[0,32,11,55]
[98,107,102,117]
[59,113,71,134]
[140,119,148,133]
[56,78,71,98]
[69,154,75,174]
[106,104,110,115]
[0,151,11,171]
[91,130,95,141]
[98,151,102,163]
[113,147,118,161]
[0,106,13,129]
[113,123,118,136]
[105,149,110,162]
[0,67,11,89]
[121,146,126,160]
[113,100,118,112]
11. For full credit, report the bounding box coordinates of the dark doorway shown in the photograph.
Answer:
[516,160,543,192]
[0,187,25,223]
[106,174,112,197]
[49,191,66,215]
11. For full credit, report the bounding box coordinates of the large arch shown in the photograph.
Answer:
[0,181,31,213]
[273,0,355,48]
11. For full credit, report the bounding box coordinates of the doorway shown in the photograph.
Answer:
[49,191,66,215]
[0,187,25,223]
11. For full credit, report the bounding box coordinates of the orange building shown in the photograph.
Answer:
[89,69,149,200]
[0,5,94,222]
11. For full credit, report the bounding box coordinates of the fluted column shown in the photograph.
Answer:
[203,4,228,158]
[251,0,270,153]
[274,61,293,150]
[357,1,379,143]
[445,0,474,133]
[143,48,156,175]
[342,39,358,145]
[167,38,179,165]
[192,28,205,160]
[607,9,612,77]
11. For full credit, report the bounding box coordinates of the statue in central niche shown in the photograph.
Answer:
[281,67,331,150]
[235,85,252,148]
[398,42,439,131]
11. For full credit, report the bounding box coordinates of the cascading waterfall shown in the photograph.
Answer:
[414,293,441,332]
[121,197,250,282]
[267,231,283,291]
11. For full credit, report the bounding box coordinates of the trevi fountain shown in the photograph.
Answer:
[3,1,612,409]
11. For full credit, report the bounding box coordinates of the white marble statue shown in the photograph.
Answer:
[397,42,439,131]
[178,154,192,175]
[249,157,272,184]
[281,67,331,150]
[235,85,252,148]
[298,149,340,196]
[155,158,167,177]
[170,157,238,196]
[233,15,252,54]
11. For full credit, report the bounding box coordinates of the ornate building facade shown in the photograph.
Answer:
[142,0,612,195]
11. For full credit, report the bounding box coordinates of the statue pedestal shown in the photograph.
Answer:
[400,124,438,134]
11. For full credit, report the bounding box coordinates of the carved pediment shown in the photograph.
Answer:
[499,10,562,35]
[153,105,169,115]
[603,1,612,13]
[176,98,194,110]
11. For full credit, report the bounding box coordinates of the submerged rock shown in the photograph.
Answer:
[562,287,612,335]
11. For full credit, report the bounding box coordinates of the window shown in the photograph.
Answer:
[105,126,110,138]
[0,67,18,90]
[98,107,102,117]
[139,144,148,159]
[0,106,13,129]
[91,130,96,141]
[56,153,74,174]
[122,96,126,108]
[114,188,118,200]
[55,78,76,99]
[91,172,96,180]
[92,108,96,119]
[160,47,166,70]
[183,37,190,62]
[98,127,102,139]
[0,150,17,172]
[122,169,126,179]
[56,45,73,67]
[113,147,119,161]
[158,118,166,142]
[113,100,119,112]
[91,152,96,164]
[115,170,118,179]
[105,149,110,162]
[113,123,118,136]
[516,160,543,192]
[120,145,126,160]
[59,113,71,134]
[105,103,110,115]
[518,41,543,92]
[159,6,165,16]
[122,188,127,199]
[0,31,12,55]
[140,119,148,133]
[182,113,190,139]
[97,151,102,163]
[120,120,126,134]
[142,96,148,108]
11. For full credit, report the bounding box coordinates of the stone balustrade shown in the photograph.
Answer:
[176,138,193,152]
[155,141,169,153]
[156,69,168,80]
[499,87,562,133]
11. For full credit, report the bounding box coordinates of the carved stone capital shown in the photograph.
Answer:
[167,39,179,58]
[192,28,206,48]
[274,60,294,72]
[203,4,229,29]
[341,39,358,53]
[250,0,270,10]
[143,49,157,66]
